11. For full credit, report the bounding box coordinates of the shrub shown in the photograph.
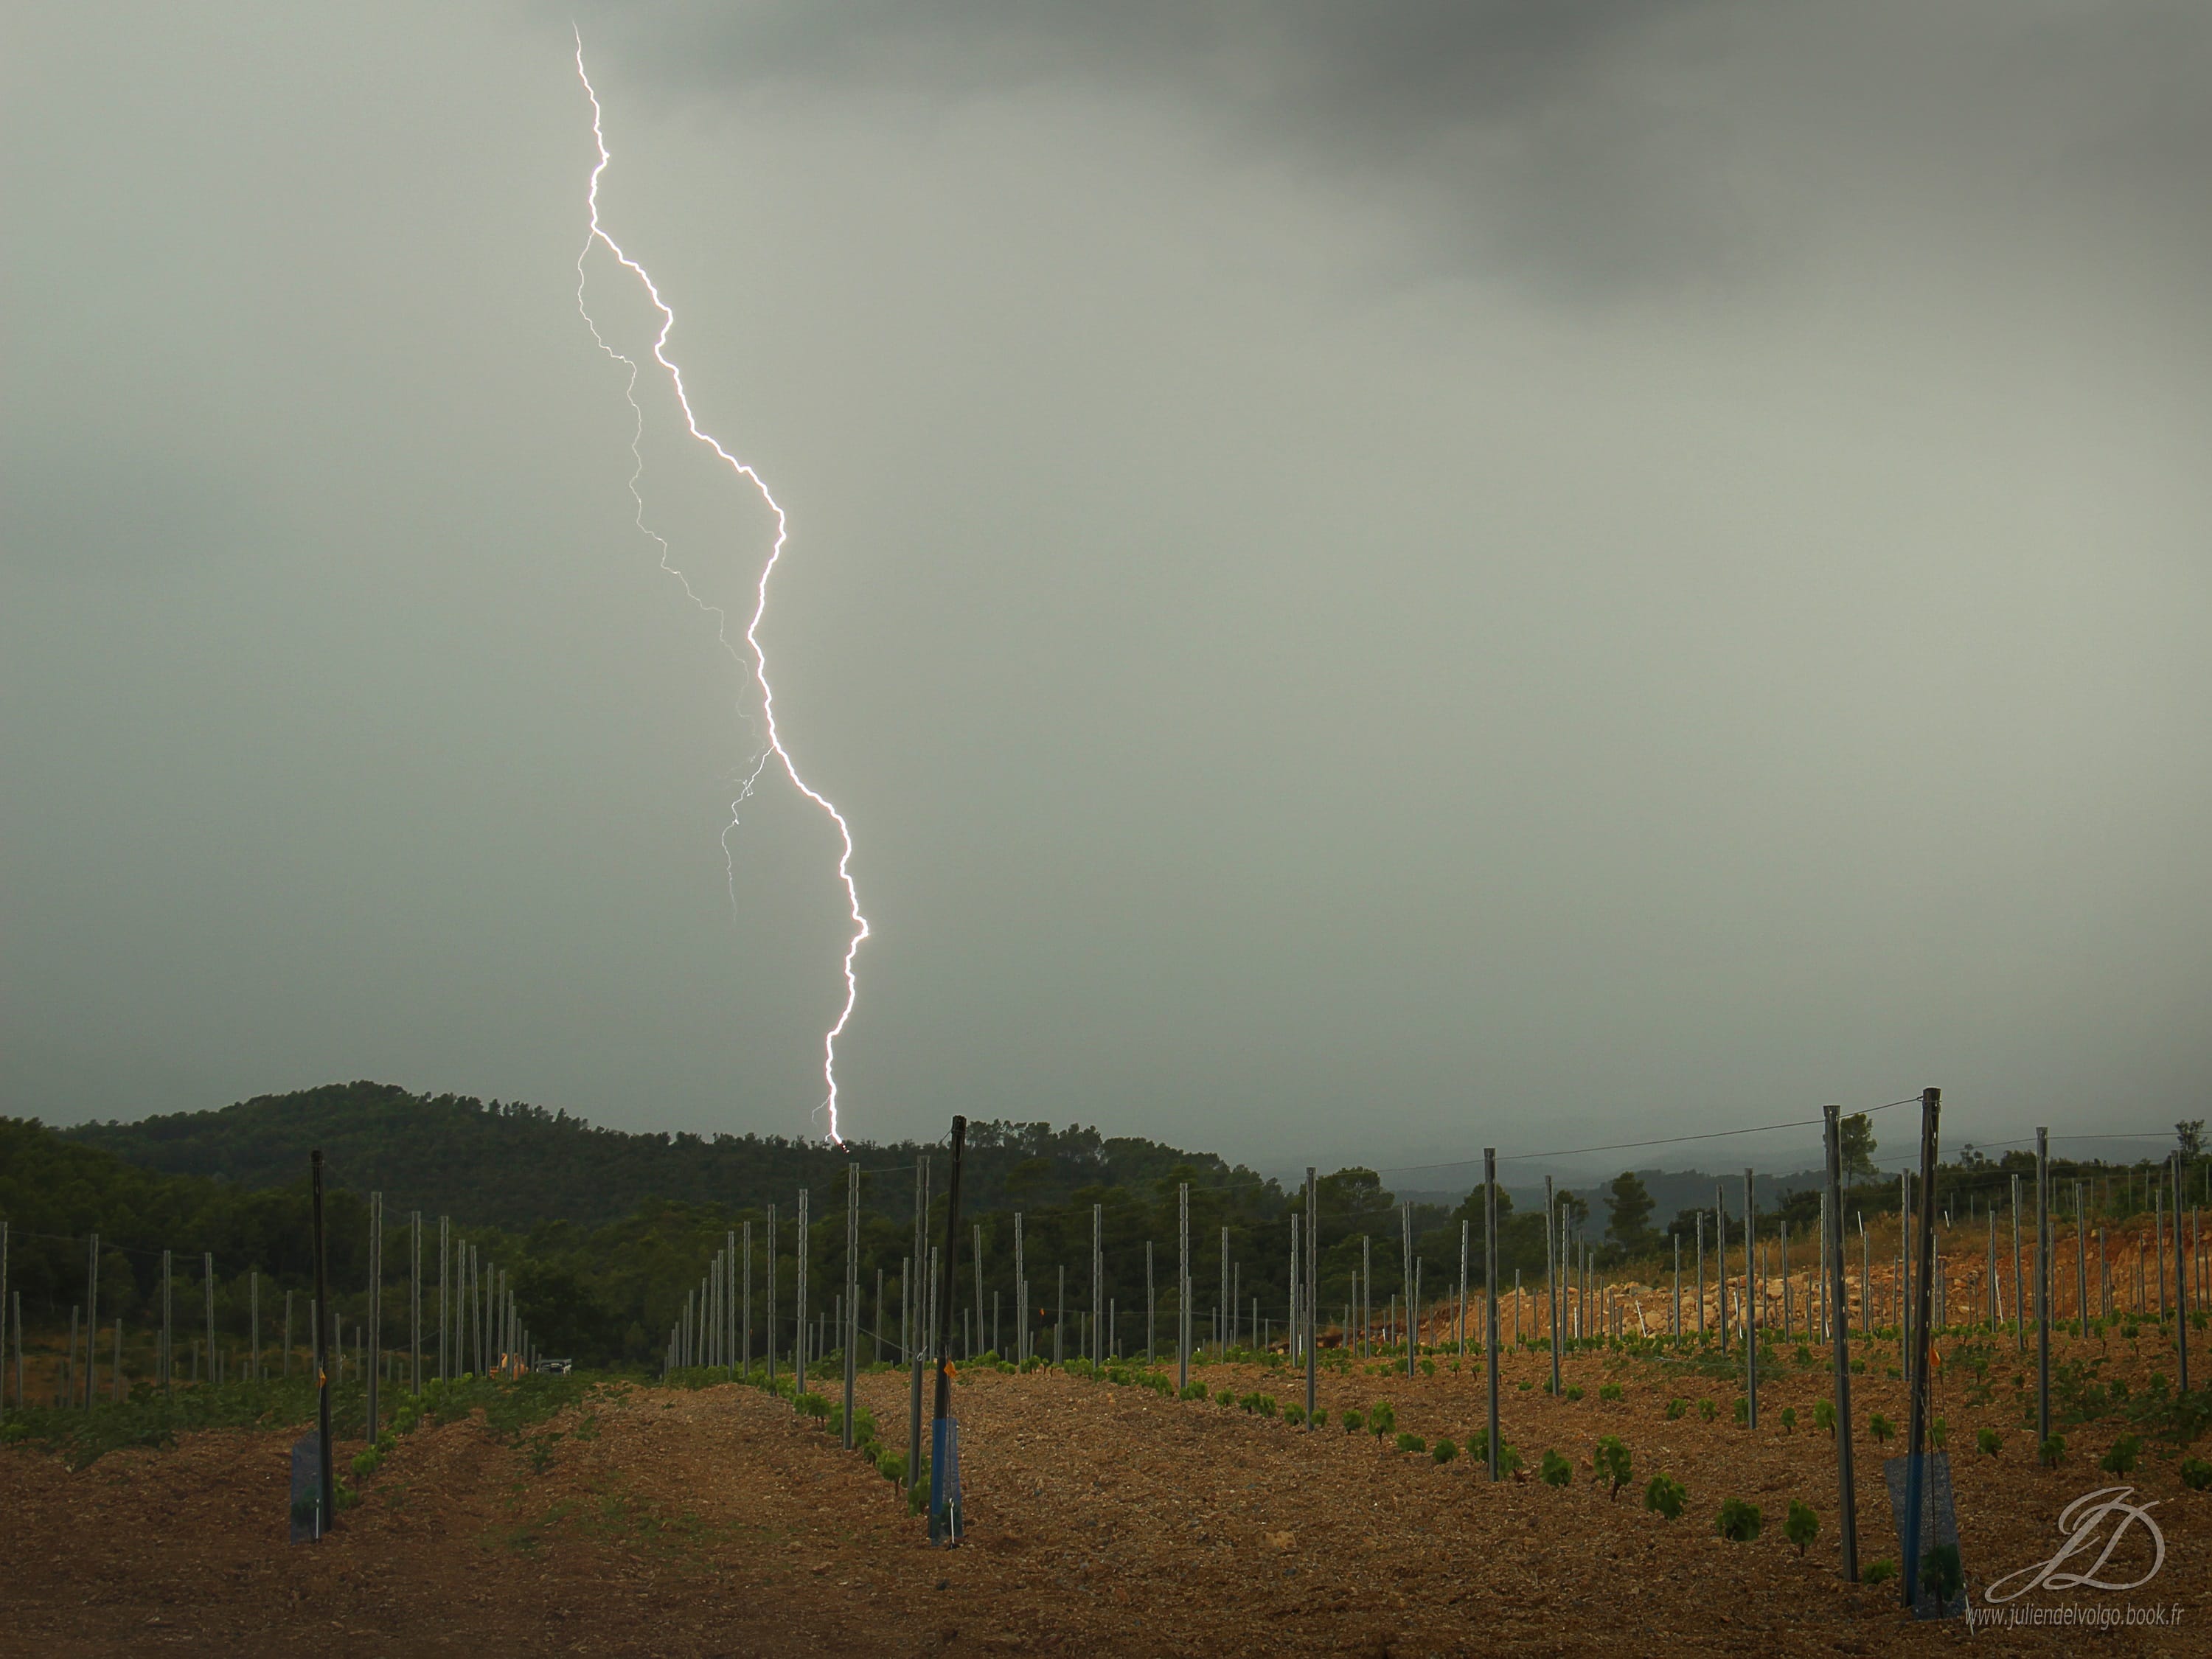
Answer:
[1564,1385,1585,1402]
[1644,1473,1686,1520]
[1779,1407,1797,1435]
[1395,1432,1427,1455]
[1920,1543,1963,1604]
[1466,1426,1523,1473]
[1368,1401,1397,1437]
[1664,1397,1686,1421]
[2039,1433,2067,1468]
[828,1403,877,1443]
[2178,1457,2212,1492]
[1540,1447,1572,1488]
[2101,1434,2142,1476]
[1179,1381,1208,1402]
[876,1450,905,1484]
[1717,1498,1762,1543]
[1733,1397,1750,1426]
[1795,1343,1813,1366]
[1420,1358,1436,1377]
[1598,1382,1624,1402]
[1868,1413,1893,1444]
[1594,1436,1632,1498]
[1784,1500,1818,1557]
[1697,1399,1717,1422]
[1215,1389,1236,1408]
[1284,1405,1306,1427]
[1977,1428,2003,1458]
[1343,1410,1365,1434]
[1431,1437,1458,1465]
[1863,1558,1896,1585]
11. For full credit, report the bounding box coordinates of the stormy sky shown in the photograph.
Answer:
[5,2,2208,1173]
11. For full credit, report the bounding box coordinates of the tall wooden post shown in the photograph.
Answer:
[1823,1107,1860,1581]
[2075,1182,2087,1333]
[795,1189,810,1402]
[1545,1177,1560,1395]
[437,1217,449,1382]
[1902,1088,1942,1613]
[1484,1150,1500,1481]
[1402,1202,1416,1379]
[1178,1183,1190,1394]
[844,1164,859,1447]
[1715,1182,1729,1351]
[310,1150,334,1539]
[1220,1224,1230,1360]
[365,1193,381,1438]
[1458,1218,1470,1359]
[1363,1234,1372,1358]
[410,1212,421,1395]
[2037,1129,2051,1441]
[1304,1167,1318,1428]
[84,1233,100,1409]
[928,1117,968,1545]
[2176,1152,2192,1394]
[1696,1212,1705,1340]
[1745,1169,1758,1428]
[907,1158,928,1497]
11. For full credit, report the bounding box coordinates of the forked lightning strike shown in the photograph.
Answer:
[572,35,868,1146]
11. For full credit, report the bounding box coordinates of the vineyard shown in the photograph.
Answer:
[6,1102,2208,1652]
[6,1314,2205,1656]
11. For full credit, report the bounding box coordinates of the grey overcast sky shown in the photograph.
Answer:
[5,2,2208,1172]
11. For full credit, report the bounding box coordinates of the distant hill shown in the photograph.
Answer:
[59,1081,1278,1231]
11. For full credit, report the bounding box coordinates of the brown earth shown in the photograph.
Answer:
[4,1333,2203,1658]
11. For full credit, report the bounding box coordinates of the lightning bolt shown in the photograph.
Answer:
[572,35,868,1146]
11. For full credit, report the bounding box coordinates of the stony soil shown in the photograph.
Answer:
[6,1330,2203,1657]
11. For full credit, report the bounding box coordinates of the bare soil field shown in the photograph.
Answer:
[6,1332,2203,1658]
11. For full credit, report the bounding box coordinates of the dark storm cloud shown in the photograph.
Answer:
[571,1,2212,299]
[573,1,1753,293]
[9,1,2211,1166]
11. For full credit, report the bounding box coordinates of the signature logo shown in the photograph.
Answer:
[1983,1487,2166,1603]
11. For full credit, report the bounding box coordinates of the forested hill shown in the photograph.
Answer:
[59,1082,1271,1231]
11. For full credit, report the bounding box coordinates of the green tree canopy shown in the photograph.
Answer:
[1839,1113,1877,1180]
[1605,1171,1655,1252]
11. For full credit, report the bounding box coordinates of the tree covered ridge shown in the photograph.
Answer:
[57,1082,1270,1230]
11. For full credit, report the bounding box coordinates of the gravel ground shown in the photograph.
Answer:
[5,1326,2202,1656]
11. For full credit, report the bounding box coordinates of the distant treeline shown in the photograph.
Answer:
[7,1088,2202,1371]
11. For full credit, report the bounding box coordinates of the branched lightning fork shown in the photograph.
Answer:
[573,34,868,1145]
